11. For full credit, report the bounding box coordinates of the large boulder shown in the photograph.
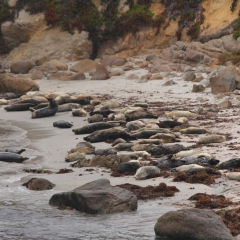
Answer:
[48,72,86,81]
[154,208,234,240]
[49,179,138,214]
[10,60,35,74]
[70,59,98,73]
[91,65,110,80]
[0,73,39,94]
[210,66,238,94]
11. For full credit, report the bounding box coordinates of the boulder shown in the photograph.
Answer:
[149,73,163,80]
[49,179,138,214]
[70,59,97,73]
[0,73,39,94]
[192,84,205,93]
[23,178,55,191]
[184,71,196,81]
[210,66,239,94]
[154,208,234,240]
[10,60,35,74]
[48,59,68,71]
[91,65,110,80]
[48,72,86,81]
[126,74,139,80]
[101,56,126,66]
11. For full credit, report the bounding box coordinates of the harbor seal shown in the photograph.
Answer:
[113,142,134,151]
[5,103,36,111]
[150,133,178,143]
[157,120,182,128]
[130,128,170,139]
[5,148,25,155]
[197,134,226,144]
[165,111,197,118]
[31,98,58,118]
[57,103,81,112]
[226,172,240,181]
[118,162,141,173]
[65,152,86,162]
[134,166,160,180]
[53,120,73,128]
[180,127,210,134]
[148,144,187,156]
[72,122,114,135]
[72,108,87,117]
[217,158,240,169]
[0,152,29,163]
[87,114,103,123]
[94,148,117,156]
[83,128,134,143]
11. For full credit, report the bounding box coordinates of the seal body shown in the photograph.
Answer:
[72,122,114,135]
[31,98,58,118]
[134,166,160,180]
[53,120,73,128]
[0,152,28,163]
[197,134,226,144]
[72,108,87,117]
[5,103,35,111]
[5,148,25,155]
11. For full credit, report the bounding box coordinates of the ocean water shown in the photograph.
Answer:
[0,119,178,240]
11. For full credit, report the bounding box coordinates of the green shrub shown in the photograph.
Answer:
[218,52,240,65]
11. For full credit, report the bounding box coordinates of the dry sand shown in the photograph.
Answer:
[1,66,240,210]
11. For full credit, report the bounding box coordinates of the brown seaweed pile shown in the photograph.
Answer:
[189,193,234,209]
[117,182,179,200]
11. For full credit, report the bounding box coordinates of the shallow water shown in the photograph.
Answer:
[0,119,179,239]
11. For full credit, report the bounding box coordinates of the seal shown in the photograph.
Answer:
[131,143,156,152]
[118,162,141,173]
[53,120,73,128]
[174,150,213,159]
[157,120,182,128]
[125,110,158,121]
[226,172,240,181]
[174,164,220,174]
[197,134,226,144]
[31,98,58,118]
[83,128,134,143]
[65,152,86,162]
[72,108,87,117]
[113,142,134,151]
[0,152,29,163]
[72,122,114,135]
[94,148,117,156]
[165,111,197,118]
[67,141,95,154]
[156,157,186,168]
[180,127,210,134]
[134,166,160,180]
[137,139,163,145]
[5,148,25,155]
[130,128,170,139]
[87,114,103,123]
[150,133,178,143]
[126,120,145,132]
[70,95,93,104]
[5,103,36,111]
[183,156,219,166]
[57,103,81,112]
[147,144,187,156]
[217,158,240,169]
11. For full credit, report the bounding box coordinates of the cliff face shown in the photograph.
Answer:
[2,0,240,65]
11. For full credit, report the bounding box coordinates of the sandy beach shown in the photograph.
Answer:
[1,64,240,239]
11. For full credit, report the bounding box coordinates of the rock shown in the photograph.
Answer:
[184,71,196,81]
[163,80,177,86]
[23,178,55,191]
[70,59,98,73]
[48,59,68,71]
[10,60,36,74]
[146,54,156,61]
[149,73,163,80]
[110,70,122,77]
[101,56,126,66]
[49,179,137,214]
[154,208,234,240]
[218,100,232,108]
[0,74,39,94]
[49,72,86,81]
[91,65,110,80]
[134,166,160,180]
[192,84,205,93]
[126,74,139,80]
[138,76,148,83]
[65,152,86,162]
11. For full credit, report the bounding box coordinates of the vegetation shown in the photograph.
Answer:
[161,0,205,40]
[230,0,238,12]
[218,52,240,65]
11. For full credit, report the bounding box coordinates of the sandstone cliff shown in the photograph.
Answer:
[2,0,240,65]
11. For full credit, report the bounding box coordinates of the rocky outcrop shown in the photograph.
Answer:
[10,60,35,74]
[49,179,138,214]
[0,73,39,94]
[154,208,234,240]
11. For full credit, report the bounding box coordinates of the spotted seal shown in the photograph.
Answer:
[31,98,58,118]
[53,120,73,128]
[134,166,160,180]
